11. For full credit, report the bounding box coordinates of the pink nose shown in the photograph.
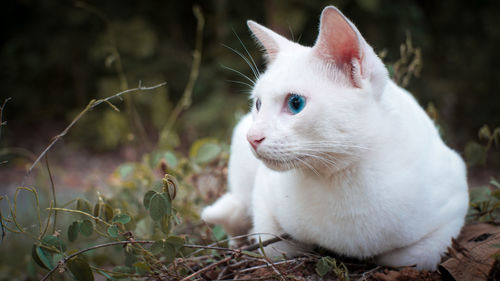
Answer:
[247,135,265,150]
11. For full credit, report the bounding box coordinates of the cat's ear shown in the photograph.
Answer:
[313,6,364,87]
[247,20,289,63]
[313,6,388,95]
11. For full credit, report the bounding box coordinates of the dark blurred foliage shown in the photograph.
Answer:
[1,0,499,150]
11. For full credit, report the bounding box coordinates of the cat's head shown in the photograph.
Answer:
[246,6,388,174]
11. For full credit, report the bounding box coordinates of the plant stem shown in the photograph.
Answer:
[40,240,154,281]
[159,5,204,146]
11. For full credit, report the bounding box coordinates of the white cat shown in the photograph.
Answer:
[202,6,469,270]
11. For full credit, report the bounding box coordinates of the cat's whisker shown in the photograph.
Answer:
[295,157,320,176]
[295,151,340,170]
[231,29,261,79]
[289,143,372,152]
[292,140,372,149]
[221,64,256,85]
[226,79,254,89]
[222,43,260,81]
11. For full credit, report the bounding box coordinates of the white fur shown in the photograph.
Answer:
[201,115,257,240]
[202,6,468,270]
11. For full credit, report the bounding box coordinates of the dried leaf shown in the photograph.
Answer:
[76,198,92,214]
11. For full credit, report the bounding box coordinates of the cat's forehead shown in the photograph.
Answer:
[252,48,314,96]
[251,47,350,99]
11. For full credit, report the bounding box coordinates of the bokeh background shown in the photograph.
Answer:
[1,0,499,153]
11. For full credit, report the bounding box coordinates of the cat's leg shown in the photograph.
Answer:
[376,218,464,270]
[201,193,252,239]
[251,186,312,259]
[202,114,258,246]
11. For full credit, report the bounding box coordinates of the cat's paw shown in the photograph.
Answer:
[201,193,252,237]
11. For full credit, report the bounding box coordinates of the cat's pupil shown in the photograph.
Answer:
[291,97,300,109]
[255,98,261,111]
[287,94,305,114]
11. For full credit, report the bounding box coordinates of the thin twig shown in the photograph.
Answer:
[40,240,154,281]
[0,97,11,141]
[183,244,240,252]
[47,207,113,227]
[159,5,204,146]
[180,254,234,281]
[44,155,57,234]
[25,82,166,179]
[237,257,308,273]
[242,234,290,252]
[75,1,151,148]
[188,232,290,257]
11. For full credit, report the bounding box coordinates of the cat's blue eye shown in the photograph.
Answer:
[255,98,261,111]
[287,94,306,114]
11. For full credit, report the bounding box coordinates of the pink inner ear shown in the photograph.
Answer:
[315,7,361,67]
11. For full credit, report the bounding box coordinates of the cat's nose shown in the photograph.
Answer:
[247,134,265,150]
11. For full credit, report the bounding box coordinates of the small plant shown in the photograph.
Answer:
[315,256,350,280]
[465,125,500,167]
[468,177,500,223]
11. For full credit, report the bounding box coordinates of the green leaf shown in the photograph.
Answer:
[464,141,487,166]
[119,163,134,179]
[32,245,50,270]
[190,138,221,164]
[149,193,169,221]
[258,236,267,258]
[67,257,94,281]
[133,261,151,275]
[150,240,164,255]
[165,236,185,251]
[143,190,157,209]
[80,220,94,237]
[163,242,176,263]
[112,265,134,274]
[469,187,492,204]
[315,257,333,277]
[160,215,171,234]
[212,225,226,241]
[68,221,80,242]
[164,152,178,168]
[76,198,92,214]
[112,213,131,225]
[242,250,264,258]
[490,178,500,189]
[478,125,492,140]
[107,225,119,238]
[35,246,54,269]
[41,235,67,252]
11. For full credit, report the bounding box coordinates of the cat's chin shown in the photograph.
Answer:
[260,158,292,172]
[256,155,302,172]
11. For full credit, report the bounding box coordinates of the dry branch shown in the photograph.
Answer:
[25,81,166,179]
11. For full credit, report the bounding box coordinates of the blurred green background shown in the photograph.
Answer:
[1,0,499,152]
